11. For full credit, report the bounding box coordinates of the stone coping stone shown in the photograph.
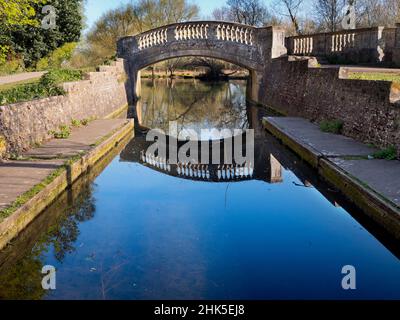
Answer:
[331,158,400,207]
[265,117,377,158]
[0,160,65,210]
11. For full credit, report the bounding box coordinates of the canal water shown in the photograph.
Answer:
[0,79,399,300]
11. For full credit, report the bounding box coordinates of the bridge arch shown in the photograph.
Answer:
[117,21,287,103]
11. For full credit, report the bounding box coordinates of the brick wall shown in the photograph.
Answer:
[0,60,128,157]
[260,57,400,158]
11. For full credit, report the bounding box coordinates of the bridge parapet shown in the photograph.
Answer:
[121,21,259,55]
[286,26,398,64]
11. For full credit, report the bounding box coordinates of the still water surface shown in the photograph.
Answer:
[0,79,399,300]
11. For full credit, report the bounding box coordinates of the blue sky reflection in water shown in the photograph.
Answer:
[0,79,399,300]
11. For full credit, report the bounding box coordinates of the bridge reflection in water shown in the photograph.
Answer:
[121,78,284,184]
[123,78,361,210]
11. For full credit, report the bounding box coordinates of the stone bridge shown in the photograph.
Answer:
[117,21,287,103]
[117,21,400,107]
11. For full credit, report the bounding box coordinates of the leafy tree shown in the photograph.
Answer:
[84,0,199,67]
[10,0,84,67]
[0,0,46,63]
[0,0,45,26]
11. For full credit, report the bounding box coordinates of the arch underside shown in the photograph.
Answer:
[129,47,263,72]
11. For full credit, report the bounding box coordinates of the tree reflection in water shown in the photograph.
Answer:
[137,79,249,137]
[0,182,96,299]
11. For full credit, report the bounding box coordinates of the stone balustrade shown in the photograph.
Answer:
[174,24,209,41]
[287,26,399,64]
[131,21,258,53]
[216,24,254,45]
[137,28,168,50]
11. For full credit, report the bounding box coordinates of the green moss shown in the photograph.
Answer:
[0,135,6,156]
[372,145,398,160]
[50,125,71,139]
[341,155,370,160]
[319,120,344,134]
[348,72,400,83]
[71,119,82,127]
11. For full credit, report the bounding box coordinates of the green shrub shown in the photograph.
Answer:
[36,57,49,71]
[320,120,344,134]
[71,119,82,127]
[0,69,82,105]
[36,43,78,71]
[372,146,397,160]
[50,125,71,139]
[40,69,82,86]
[0,58,25,76]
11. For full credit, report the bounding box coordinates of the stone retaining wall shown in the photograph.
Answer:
[260,57,400,159]
[0,60,128,157]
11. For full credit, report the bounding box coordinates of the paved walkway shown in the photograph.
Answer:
[263,117,400,207]
[0,119,128,210]
[0,72,45,86]
[24,119,127,159]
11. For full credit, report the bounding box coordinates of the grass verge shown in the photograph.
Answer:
[0,69,83,105]
[0,78,40,92]
[348,72,400,83]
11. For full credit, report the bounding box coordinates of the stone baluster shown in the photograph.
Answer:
[226,25,231,41]
[300,38,304,54]
[216,24,221,40]
[332,34,335,52]
[204,24,209,39]
[240,28,244,43]
[235,27,240,42]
